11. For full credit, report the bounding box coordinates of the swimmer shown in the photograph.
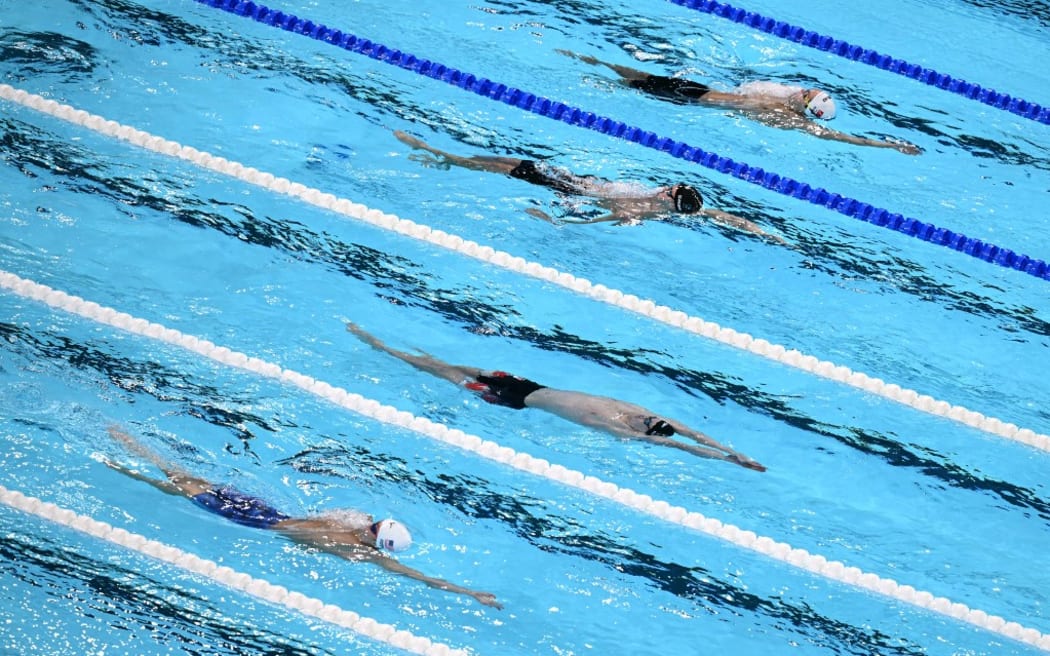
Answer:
[557,50,921,155]
[104,426,502,609]
[394,130,783,242]
[346,323,766,472]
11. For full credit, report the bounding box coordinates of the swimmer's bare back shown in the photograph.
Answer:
[524,389,765,470]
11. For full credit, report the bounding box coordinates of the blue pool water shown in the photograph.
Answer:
[1,0,1048,654]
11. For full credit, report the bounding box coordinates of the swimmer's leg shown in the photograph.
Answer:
[106,427,213,495]
[555,50,653,84]
[394,131,521,175]
[347,323,484,385]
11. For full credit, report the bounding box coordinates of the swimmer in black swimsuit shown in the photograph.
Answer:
[556,50,921,155]
[394,130,781,240]
[628,74,713,104]
[347,323,766,472]
[104,427,502,608]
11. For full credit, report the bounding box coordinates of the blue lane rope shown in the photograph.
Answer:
[192,0,1050,282]
[668,0,1050,126]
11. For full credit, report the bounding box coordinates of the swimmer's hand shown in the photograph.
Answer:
[346,322,386,351]
[472,591,503,609]
[393,130,426,150]
[525,207,556,223]
[555,49,600,66]
[889,139,922,155]
[407,152,450,170]
[393,130,452,169]
[728,454,767,472]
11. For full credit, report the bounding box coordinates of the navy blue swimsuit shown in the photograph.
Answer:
[192,486,290,529]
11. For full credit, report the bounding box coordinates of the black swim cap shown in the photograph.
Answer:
[644,418,676,437]
[672,185,703,214]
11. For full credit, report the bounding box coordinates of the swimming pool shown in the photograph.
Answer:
[1,0,1048,653]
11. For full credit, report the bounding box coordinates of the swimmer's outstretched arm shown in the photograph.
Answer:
[555,207,786,242]
[524,207,558,223]
[347,322,484,386]
[666,422,767,472]
[554,212,624,225]
[634,431,742,462]
[799,122,921,154]
[365,553,503,609]
[700,208,787,244]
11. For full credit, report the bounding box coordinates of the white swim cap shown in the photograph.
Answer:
[805,90,837,120]
[374,518,413,552]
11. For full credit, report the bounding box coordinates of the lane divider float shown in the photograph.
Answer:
[188,0,1050,282]
[0,485,466,656]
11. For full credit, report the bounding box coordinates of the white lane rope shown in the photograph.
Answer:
[1,83,1044,454]
[0,485,466,656]
[1,271,1047,652]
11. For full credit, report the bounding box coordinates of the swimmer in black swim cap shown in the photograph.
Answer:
[394,131,783,241]
[670,184,703,214]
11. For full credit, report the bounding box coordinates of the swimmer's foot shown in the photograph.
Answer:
[555,49,600,66]
[346,322,386,350]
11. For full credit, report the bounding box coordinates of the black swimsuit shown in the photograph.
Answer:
[509,160,600,196]
[629,75,712,104]
[470,371,546,409]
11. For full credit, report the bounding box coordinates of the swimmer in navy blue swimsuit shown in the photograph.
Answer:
[104,427,502,608]
[191,486,290,529]
[393,131,780,240]
[347,323,766,472]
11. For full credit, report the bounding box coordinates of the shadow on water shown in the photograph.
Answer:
[0,30,99,79]
[0,528,330,655]
[0,322,278,459]
[959,0,1050,29]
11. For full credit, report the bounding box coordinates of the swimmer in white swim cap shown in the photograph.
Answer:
[371,518,413,552]
[557,50,919,154]
[802,89,837,120]
[104,426,502,609]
